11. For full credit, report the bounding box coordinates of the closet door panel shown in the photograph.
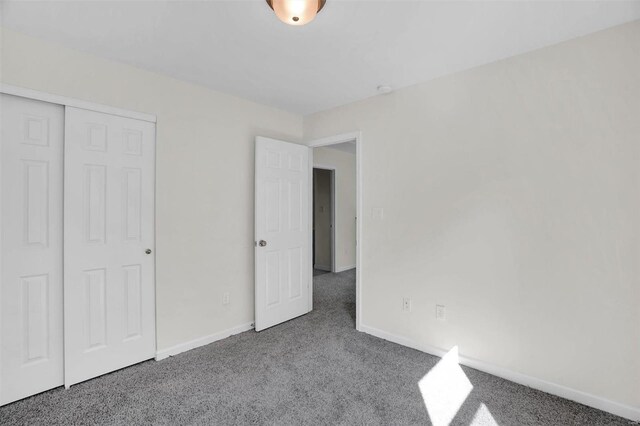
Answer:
[64,107,156,386]
[0,94,64,405]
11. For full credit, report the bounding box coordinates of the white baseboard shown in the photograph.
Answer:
[155,322,254,361]
[335,264,356,273]
[359,324,640,422]
[314,264,331,271]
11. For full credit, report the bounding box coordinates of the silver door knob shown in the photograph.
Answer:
[258,240,267,247]
[145,249,152,254]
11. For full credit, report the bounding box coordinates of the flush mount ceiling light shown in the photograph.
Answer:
[266,0,327,26]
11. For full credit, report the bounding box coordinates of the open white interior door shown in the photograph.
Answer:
[255,137,311,331]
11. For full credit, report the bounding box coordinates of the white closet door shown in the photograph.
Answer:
[64,107,156,386]
[0,94,64,405]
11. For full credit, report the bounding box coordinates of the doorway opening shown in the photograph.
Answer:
[308,132,361,330]
[312,167,335,276]
[254,134,360,332]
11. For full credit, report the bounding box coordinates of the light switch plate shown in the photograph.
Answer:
[436,304,446,321]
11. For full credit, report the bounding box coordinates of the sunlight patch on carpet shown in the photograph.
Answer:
[471,403,499,425]
[418,346,472,426]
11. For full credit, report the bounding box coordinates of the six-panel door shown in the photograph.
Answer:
[63,107,156,386]
[255,137,310,331]
[0,94,65,405]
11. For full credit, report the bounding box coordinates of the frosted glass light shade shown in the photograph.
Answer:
[267,0,326,26]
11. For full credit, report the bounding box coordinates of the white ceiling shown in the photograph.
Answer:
[2,1,639,115]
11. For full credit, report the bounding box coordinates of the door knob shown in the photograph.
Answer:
[258,240,267,247]
[145,249,152,254]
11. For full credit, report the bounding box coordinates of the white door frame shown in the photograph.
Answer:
[312,166,336,273]
[307,132,362,331]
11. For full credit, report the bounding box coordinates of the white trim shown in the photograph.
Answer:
[312,164,337,273]
[308,132,361,149]
[0,84,157,123]
[307,149,314,313]
[313,164,337,170]
[335,264,356,273]
[307,131,362,331]
[359,324,640,422]
[155,323,254,361]
[151,118,159,363]
[0,95,4,403]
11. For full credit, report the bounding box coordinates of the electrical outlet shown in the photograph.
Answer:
[436,304,446,321]
[222,292,230,305]
[402,297,412,312]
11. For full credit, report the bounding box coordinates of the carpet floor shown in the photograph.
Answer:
[313,268,330,276]
[0,269,635,425]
